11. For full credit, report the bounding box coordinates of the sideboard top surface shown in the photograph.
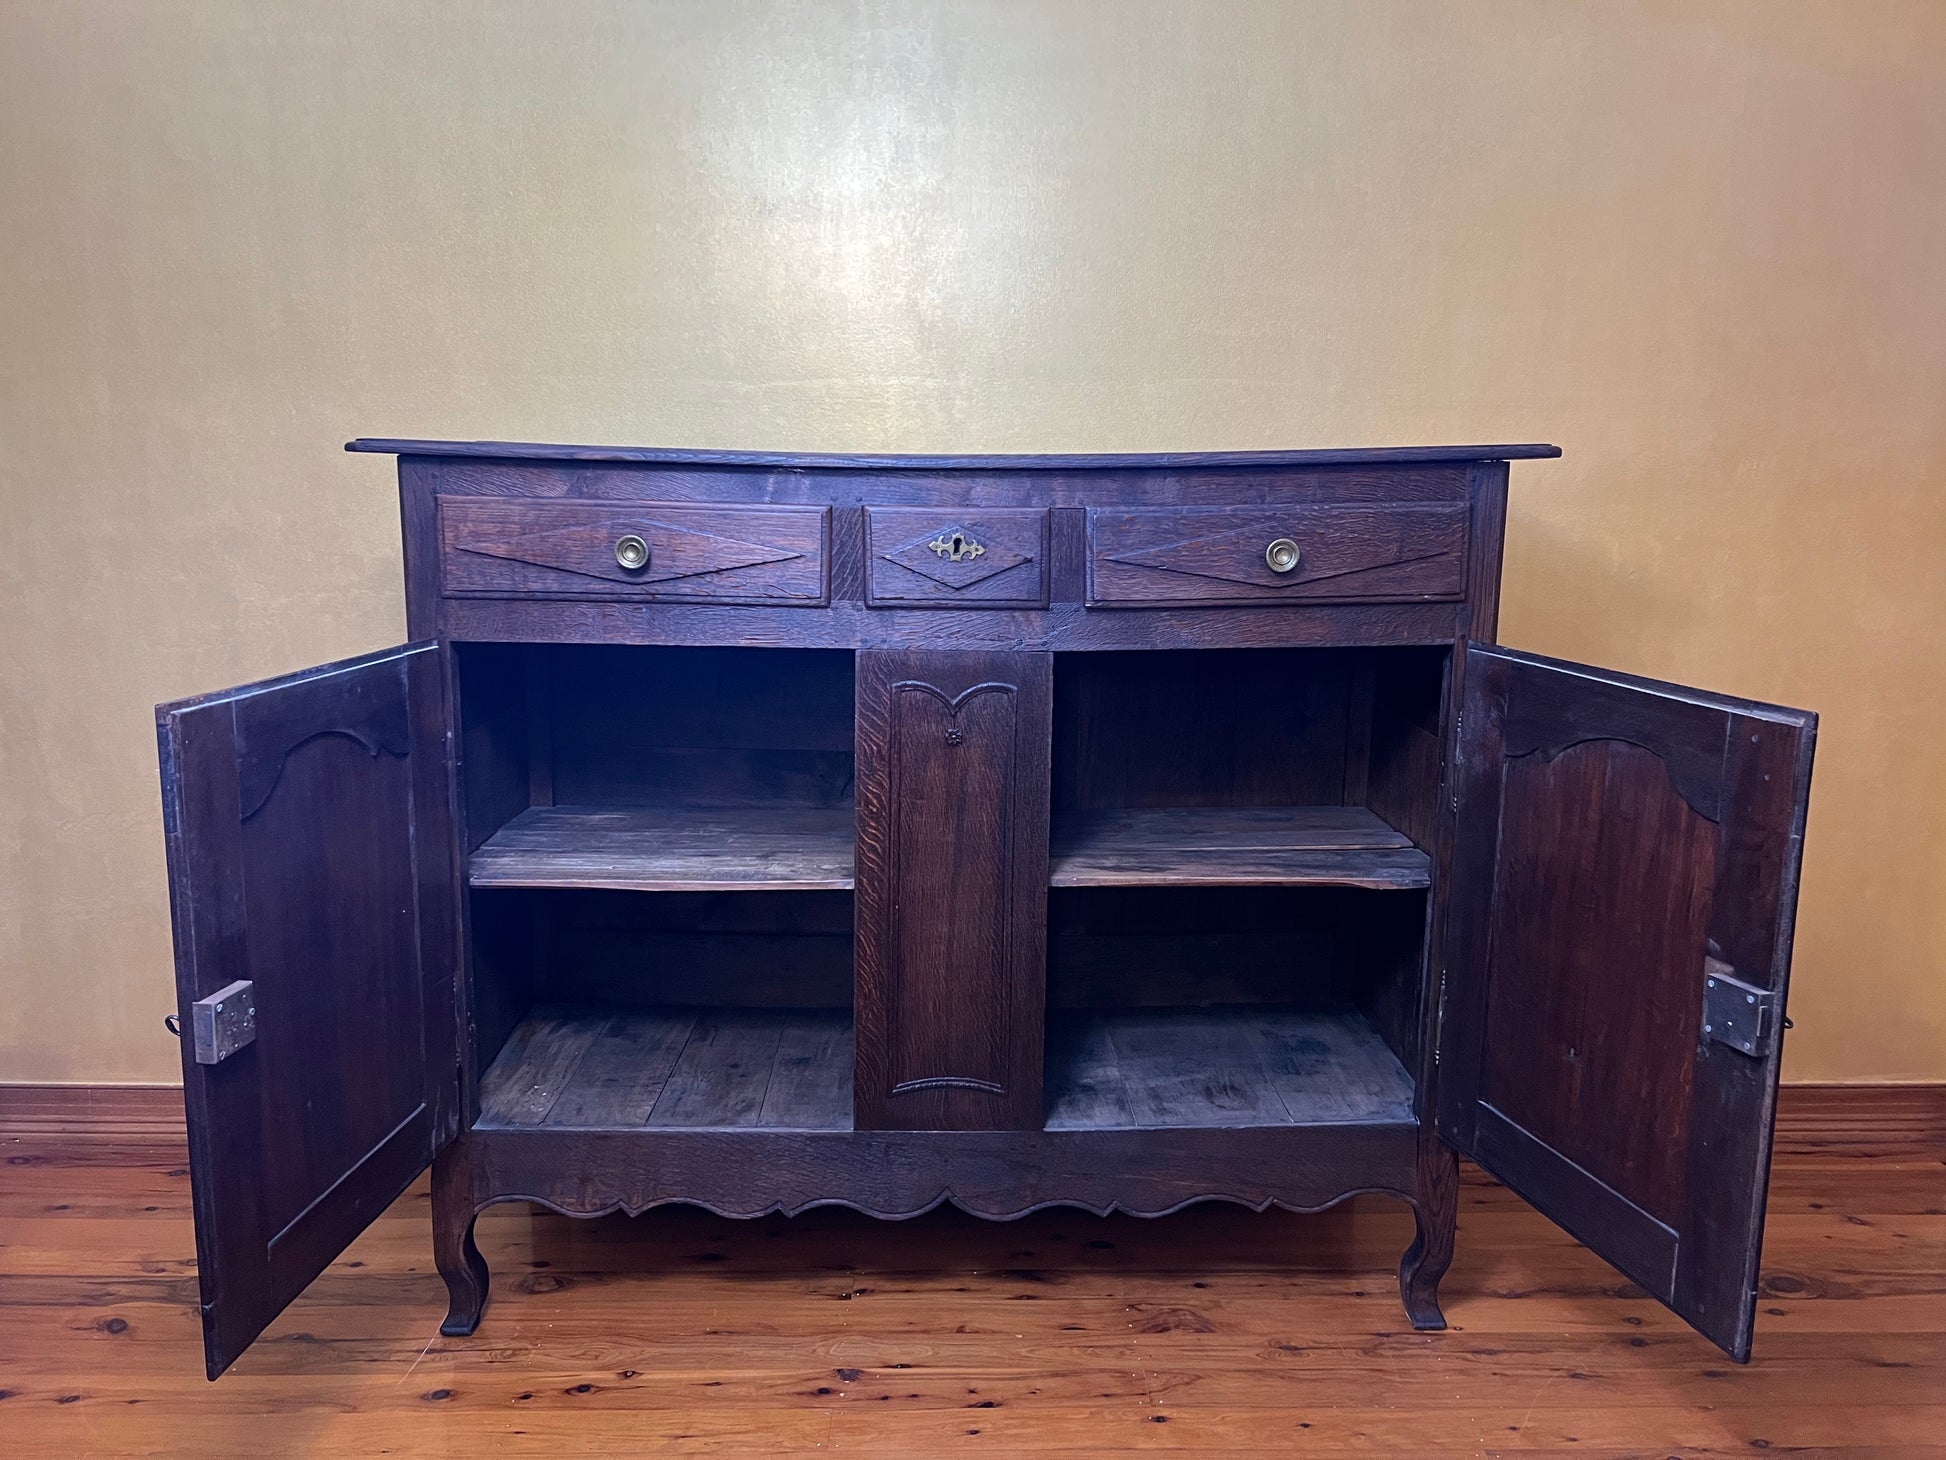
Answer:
[347,439,1563,470]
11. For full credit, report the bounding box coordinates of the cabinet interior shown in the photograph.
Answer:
[455,641,1448,1134]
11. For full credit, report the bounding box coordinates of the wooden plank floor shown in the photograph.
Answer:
[1,1089,1941,1457]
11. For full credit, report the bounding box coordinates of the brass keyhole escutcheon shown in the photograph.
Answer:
[928,529,986,563]
[1265,537,1302,574]
[614,533,650,571]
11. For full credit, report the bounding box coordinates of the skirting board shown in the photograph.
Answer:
[1,1082,1941,1147]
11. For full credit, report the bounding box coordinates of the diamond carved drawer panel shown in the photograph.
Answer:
[1086,503,1468,608]
[438,497,830,605]
[864,507,1050,609]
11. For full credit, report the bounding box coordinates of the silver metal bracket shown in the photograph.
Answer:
[1702,962,1780,1058]
[192,979,257,1065]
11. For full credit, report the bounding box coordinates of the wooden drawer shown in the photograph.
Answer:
[1086,503,1468,608]
[864,507,1050,609]
[438,497,830,605]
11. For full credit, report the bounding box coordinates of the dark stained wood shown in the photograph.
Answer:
[1052,648,1362,812]
[1437,643,1817,1361]
[1047,884,1420,1012]
[435,595,1469,652]
[155,643,460,1379]
[543,644,855,809]
[863,506,1051,608]
[457,1121,1419,1222]
[1045,1008,1415,1130]
[1087,503,1469,607]
[150,439,1831,1377]
[854,650,1052,1131]
[351,437,1565,467]
[1365,644,1449,851]
[513,887,855,1011]
[468,804,856,891]
[1049,804,1430,889]
[452,642,531,852]
[438,497,830,605]
[1399,1126,1459,1329]
[1459,459,1510,642]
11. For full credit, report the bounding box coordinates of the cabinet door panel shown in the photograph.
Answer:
[1438,644,1815,1360]
[855,650,1051,1130]
[158,643,461,1377]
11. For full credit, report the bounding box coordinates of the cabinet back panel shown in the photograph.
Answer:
[475,888,854,1014]
[1048,885,1424,1029]
[1054,649,1354,810]
[543,645,856,808]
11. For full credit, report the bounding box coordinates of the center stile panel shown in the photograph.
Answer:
[852,649,1054,1130]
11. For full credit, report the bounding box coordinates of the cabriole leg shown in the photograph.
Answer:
[432,1143,488,1337]
[1399,1131,1458,1330]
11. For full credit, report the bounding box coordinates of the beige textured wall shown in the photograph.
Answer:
[3,1,1942,1084]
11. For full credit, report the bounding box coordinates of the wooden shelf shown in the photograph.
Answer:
[1049,805,1430,890]
[478,1005,853,1132]
[484,1004,1412,1135]
[1045,1006,1414,1131]
[469,804,855,892]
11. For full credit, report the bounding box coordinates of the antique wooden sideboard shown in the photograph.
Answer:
[157,440,1815,1378]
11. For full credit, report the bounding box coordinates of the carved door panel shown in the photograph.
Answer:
[1438,644,1816,1360]
[854,650,1052,1130]
[157,643,461,1377]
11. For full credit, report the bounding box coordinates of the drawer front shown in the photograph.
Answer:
[1086,503,1468,608]
[439,497,830,605]
[864,507,1050,609]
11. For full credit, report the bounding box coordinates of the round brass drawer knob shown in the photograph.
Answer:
[614,533,651,571]
[1265,537,1302,574]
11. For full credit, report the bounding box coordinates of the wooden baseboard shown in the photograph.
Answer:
[3,1081,1941,1147]
[0,1083,187,1141]
[1772,1082,1946,1152]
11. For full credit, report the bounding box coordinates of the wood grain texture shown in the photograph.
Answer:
[1044,1008,1415,1129]
[475,1007,854,1133]
[1049,805,1430,889]
[1087,503,1469,607]
[439,497,830,605]
[853,651,1051,1132]
[468,805,857,892]
[434,595,1467,652]
[1437,643,1818,1361]
[1,1091,1937,1458]
[863,507,1051,609]
[155,642,460,1379]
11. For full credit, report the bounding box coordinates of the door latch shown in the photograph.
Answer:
[190,979,257,1065]
[1702,959,1781,1058]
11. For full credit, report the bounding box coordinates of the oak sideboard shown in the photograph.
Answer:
[157,440,1815,1377]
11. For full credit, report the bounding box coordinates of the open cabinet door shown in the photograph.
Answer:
[1437,644,1815,1360]
[157,643,461,1377]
